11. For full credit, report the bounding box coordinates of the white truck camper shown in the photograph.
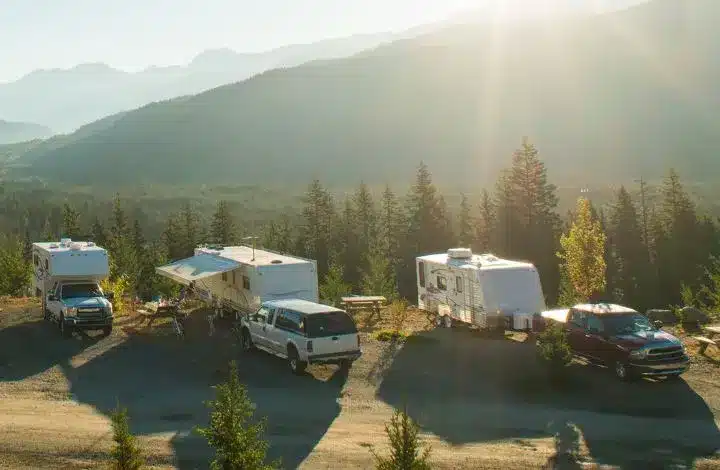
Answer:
[417,248,546,331]
[155,245,319,317]
[32,239,114,338]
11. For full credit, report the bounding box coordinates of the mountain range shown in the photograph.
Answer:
[0,120,52,145]
[8,0,720,189]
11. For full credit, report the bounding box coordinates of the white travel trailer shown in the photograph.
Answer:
[155,245,319,316]
[32,239,114,336]
[417,248,546,331]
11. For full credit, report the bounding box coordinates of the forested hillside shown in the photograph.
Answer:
[0,120,52,145]
[2,139,718,314]
[16,0,720,188]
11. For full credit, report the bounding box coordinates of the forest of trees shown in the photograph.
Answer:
[1,138,719,313]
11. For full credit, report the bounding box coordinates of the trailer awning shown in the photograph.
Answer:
[155,254,240,285]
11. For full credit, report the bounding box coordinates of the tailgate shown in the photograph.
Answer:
[312,333,359,355]
[305,310,359,355]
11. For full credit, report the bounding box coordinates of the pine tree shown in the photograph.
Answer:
[110,194,130,240]
[361,246,398,300]
[475,189,496,253]
[210,200,236,246]
[298,179,337,280]
[0,236,31,296]
[507,137,561,301]
[178,202,204,258]
[109,402,143,470]
[336,197,361,288]
[353,182,378,279]
[162,214,185,261]
[42,216,56,242]
[457,193,474,247]
[608,186,652,310]
[558,198,607,302]
[91,217,108,247]
[196,361,280,470]
[379,185,404,270]
[493,169,517,257]
[320,262,351,307]
[61,203,81,239]
[371,406,432,470]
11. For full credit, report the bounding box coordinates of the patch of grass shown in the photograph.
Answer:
[373,329,409,342]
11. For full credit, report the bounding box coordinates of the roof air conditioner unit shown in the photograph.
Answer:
[447,248,473,259]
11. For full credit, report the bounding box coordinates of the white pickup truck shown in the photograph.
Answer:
[45,280,114,338]
[239,299,362,375]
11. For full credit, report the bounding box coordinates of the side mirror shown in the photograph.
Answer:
[47,294,57,301]
[105,292,115,300]
[653,320,663,329]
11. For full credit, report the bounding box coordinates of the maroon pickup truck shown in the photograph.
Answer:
[540,303,689,381]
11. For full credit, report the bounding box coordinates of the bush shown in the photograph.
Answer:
[388,299,410,334]
[109,402,143,470]
[373,329,409,342]
[371,406,432,470]
[537,322,573,382]
[196,360,280,470]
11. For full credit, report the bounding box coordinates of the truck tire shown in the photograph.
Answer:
[241,328,254,352]
[59,315,72,339]
[339,359,352,372]
[288,346,307,375]
[102,326,113,337]
[614,361,636,382]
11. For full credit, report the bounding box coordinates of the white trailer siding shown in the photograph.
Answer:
[31,241,109,296]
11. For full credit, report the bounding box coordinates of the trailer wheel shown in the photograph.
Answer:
[443,315,453,329]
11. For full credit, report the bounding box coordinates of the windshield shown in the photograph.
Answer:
[61,283,103,299]
[304,311,357,338]
[603,313,655,335]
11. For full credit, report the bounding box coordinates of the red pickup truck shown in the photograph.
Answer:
[539,303,689,381]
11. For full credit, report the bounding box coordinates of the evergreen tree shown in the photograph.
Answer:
[109,402,143,470]
[608,186,652,310]
[353,182,378,254]
[508,137,561,302]
[493,169,517,257]
[42,216,56,242]
[558,198,607,302]
[210,200,236,246]
[179,202,204,258]
[61,203,81,239]
[0,236,31,296]
[371,406,432,470]
[196,361,280,470]
[336,197,361,287]
[379,185,404,271]
[91,217,108,247]
[297,179,337,280]
[361,246,398,300]
[475,189,496,253]
[320,262,351,307]
[457,193,474,247]
[110,193,130,240]
[162,214,185,261]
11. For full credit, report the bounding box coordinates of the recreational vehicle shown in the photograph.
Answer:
[32,239,114,337]
[417,248,546,331]
[155,245,319,316]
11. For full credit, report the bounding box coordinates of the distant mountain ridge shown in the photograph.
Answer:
[0,120,52,145]
[14,0,719,188]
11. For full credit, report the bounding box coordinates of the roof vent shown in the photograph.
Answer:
[447,248,472,259]
[60,238,71,246]
[49,243,59,249]
[271,259,283,264]
[69,242,83,251]
[86,241,95,247]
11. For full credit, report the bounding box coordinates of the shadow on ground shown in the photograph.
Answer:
[376,327,720,469]
[0,316,99,382]
[58,316,345,469]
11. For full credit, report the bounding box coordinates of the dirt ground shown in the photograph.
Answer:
[0,297,719,469]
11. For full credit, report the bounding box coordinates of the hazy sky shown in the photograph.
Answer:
[0,0,616,83]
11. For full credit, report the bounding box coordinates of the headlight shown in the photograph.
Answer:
[629,348,648,360]
[65,307,78,317]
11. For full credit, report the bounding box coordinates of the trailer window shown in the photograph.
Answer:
[418,262,426,288]
[221,272,227,282]
[437,275,447,291]
[456,276,463,293]
[243,276,250,290]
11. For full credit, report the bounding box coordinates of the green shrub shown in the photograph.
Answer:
[109,402,143,470]
[537,322,573,382]
[374,329,409,342]
[371,406,432,470]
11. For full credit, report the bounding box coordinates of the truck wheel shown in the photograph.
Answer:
[102,326,113,337]
[288,347,307,375]
[59,315,72,339]
[241,329,254,352]
[339,359,352,372]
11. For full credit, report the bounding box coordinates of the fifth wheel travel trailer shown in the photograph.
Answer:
[155,245,319,317]
[416,248,546,331]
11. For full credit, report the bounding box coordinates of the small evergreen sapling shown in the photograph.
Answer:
[109,401,143,470]
[371,406,432,470]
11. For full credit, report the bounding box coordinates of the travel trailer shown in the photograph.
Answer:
[155,245,319,316]
[32,239,114,337]
[416,248,546,331]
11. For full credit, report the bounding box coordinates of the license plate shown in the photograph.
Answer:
[79,308,100,313]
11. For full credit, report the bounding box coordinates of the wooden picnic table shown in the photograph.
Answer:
[340,296,387,318]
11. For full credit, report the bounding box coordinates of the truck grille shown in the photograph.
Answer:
[646,345,685,363]
[78,308,104,319]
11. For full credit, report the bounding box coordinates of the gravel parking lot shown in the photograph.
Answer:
[0,299,719,469]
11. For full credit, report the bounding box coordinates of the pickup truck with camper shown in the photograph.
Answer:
[540,303,690,381]
[32,239,115,338]
[239,299,362,375]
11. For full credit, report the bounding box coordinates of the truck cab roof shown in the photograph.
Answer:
[573,303,638,316]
